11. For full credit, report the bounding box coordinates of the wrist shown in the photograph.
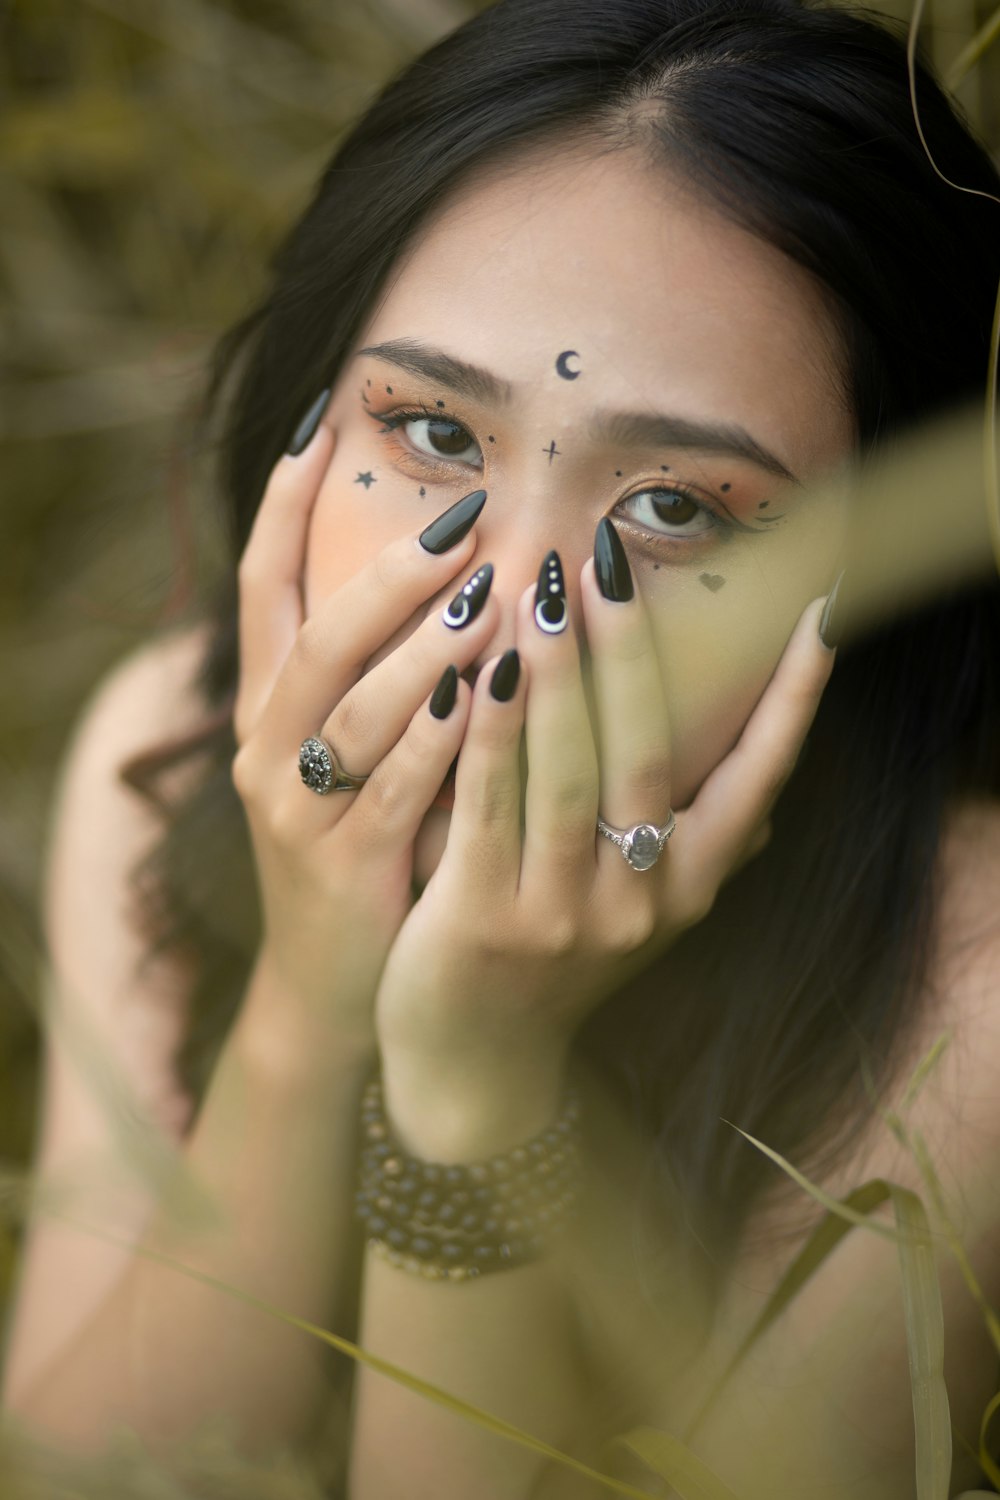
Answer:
[236,949,378,1086]
[377,1047,571,1162]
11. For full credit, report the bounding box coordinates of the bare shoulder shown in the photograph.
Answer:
[42,619,221,1133]
[3,623,224,1406]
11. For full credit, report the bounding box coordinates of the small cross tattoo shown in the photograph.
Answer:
[543,440,561,464]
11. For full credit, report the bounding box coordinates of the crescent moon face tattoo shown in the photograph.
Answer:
[555,350,581,380]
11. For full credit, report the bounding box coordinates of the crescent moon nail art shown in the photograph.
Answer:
[443,563,494,629]
[534,549,568,634]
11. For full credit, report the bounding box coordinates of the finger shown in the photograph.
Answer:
[255,503,488,762]
[317,560,500,780]
[441,649,526,897]
[235,389,334,743]
[579,534,672,834]
[516,554,599,886]
[680,596,835,887]
[347,667,473,862]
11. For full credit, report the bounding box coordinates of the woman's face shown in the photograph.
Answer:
[304,145,853,883]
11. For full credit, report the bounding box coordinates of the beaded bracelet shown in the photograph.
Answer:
[354,1073,584,1280]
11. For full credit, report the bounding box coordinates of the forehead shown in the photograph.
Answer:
[362,145,852,475]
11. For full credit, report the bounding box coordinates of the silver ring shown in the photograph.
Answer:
[596,812,675,871]
[298,735,369,795]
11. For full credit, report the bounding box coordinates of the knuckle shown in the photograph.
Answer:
[607,904,657,954]
[361,763,403,821]
[521,912,578,959]
[468,774,519,827]
[267,793,304,849]
[332,690,375,752]
[624,753,671,807]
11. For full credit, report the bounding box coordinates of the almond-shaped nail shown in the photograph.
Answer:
[534,549,568,634]
[430,665,459,719]
[286,388,331,455]
[819,569,846,649]
[442,564,494,629]
[419,489,487,554]
[489,649,520,702]
[594,518,634,602]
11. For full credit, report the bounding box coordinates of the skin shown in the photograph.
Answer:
[302,144,852,890]
[230,138,852,1140]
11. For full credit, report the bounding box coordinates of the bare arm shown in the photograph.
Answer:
[14,957,376,1450]
[1,634,377,1451]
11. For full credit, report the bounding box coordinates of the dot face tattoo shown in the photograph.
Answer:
[555,350,581,380]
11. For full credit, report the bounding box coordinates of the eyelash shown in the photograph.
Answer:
[364,400,752,552]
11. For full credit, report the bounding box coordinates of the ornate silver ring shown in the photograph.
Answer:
[596,812,676,871]
[298,735,369,795]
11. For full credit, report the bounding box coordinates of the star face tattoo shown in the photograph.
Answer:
[355,471,376,489]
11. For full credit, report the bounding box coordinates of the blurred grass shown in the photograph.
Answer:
[0,0,998,1486]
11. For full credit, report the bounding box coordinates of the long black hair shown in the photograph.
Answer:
[125,0,1000,1282]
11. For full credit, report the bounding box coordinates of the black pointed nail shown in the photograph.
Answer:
[490,648,520,702]
[430,665,459,719]
[594,518,634,602]
[419,489,488,554]
[819,568,846,649]
[442,563,494,629]
[286,388,331,455]
[534,549,568,635]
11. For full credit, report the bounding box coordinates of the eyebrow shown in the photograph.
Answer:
[355,338,799,483]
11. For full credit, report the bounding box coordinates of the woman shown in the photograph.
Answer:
[2,0,999,1495]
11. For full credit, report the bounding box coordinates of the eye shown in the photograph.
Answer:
[616,487,717,538]
[387,411,483,467]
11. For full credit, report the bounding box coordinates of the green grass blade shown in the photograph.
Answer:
[605,1427,745,1500]
[945,5,1000,90]
[682,1178,892,1440]
[899,1031,952,1112]
[728,1126,902,1243]
[889,1185,952,1500]
[978,1389,1000,1490]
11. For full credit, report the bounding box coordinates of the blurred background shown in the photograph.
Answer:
[0,0,997,1310]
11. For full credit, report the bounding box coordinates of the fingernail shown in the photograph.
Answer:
[534,549,568,634]
[594,518,634,603]
[429,665,459,719]
[819,569,846,649]
[442,563,494,629]
[419,489,487,554]
[286,388,331,456]
[490,648,520,702]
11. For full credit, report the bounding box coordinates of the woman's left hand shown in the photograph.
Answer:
[373,543,837,1154]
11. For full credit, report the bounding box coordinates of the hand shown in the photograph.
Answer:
[373,534,837,1141]
[230,409,500,1046]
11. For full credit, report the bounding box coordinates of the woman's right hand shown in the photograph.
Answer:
[230,404,496,1046]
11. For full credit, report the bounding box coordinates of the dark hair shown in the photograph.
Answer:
[125,0,1000,1291]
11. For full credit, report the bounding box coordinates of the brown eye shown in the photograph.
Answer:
[616,487,716,539]
[650,493,699,527]
[407,416,481,465]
